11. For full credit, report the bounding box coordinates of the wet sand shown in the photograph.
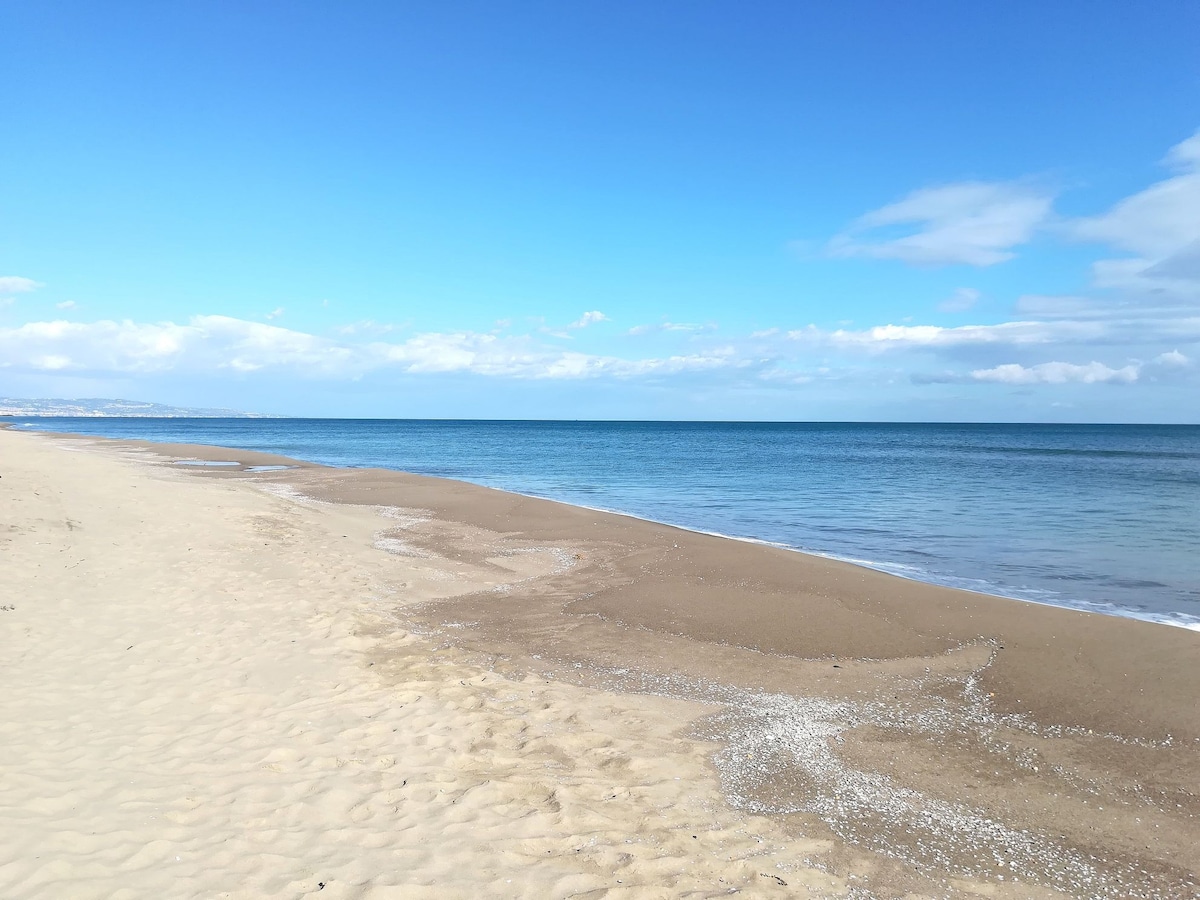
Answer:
[3,426,1198,898]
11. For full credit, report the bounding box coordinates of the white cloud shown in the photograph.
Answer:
[1091,255,1200,303]
[827,181,1054,266]
[0,276,43,295]
[1071,129,1200,303]
[373,330,734,379]
[788,319,1109,350]
[3,295,1195,396]
[970,361,1139,385]
[34,355,73,371]
[375,331,528,375]
[1166,130,1200,168]
[628,321,713,336]
[336,320,393,336]
[1073,131,1200,259]
[55,300,78,310]
[0,314,741,382]
[0,316,352,376]
[265,307,285,320]
[781,318,1200,370]
[569,310,608,329]
[938,287,981,313]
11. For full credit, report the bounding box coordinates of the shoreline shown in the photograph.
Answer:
[424,488,1200,634]
[5,426,1200,898]
[28,426,1200,738]
[11,418,1198,633]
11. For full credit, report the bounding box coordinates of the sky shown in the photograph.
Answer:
[2,2,1199,421]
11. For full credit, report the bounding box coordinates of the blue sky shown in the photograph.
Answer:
[2,2,1199,420]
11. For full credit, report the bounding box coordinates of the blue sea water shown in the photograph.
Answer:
[14,418,1200,630]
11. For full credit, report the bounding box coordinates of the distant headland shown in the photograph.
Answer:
[0,398,277,418]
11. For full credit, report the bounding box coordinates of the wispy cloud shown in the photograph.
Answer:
[628,321,714,336]
[1072,131,1200,259]
[0,315,738,382]
[970,361,1139,385]
[569,310,608,329]
[363,327,733,379]
[0,276,43,295]
[535,310,610,339]
[1013,295,1097,319]
[915,347,1193,387]
[1069,128,1200,305]
[0,317,351,376]
[4,307,1195,399]
[938,287,981,313]
[787,319,1109,349]
[13,129,1200,404]
[826,181,1054,267]
[336,319,394,336]
[55,300,78,310]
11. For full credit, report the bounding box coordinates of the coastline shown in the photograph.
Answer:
[3,426,1198,898]
[405,489,1200,634]
[8,417,1198,633]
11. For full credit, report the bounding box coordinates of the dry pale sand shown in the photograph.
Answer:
[1,427,1198,899]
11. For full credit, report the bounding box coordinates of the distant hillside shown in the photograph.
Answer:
[0,398,278,418]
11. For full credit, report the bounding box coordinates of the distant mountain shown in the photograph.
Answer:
[0,398,279,418]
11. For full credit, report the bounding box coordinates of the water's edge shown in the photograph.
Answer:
[11,417,1200,633]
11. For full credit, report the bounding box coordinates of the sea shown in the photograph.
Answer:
[13,418,1200,631]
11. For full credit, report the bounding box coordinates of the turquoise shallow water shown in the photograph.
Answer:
[16,418,1200,629]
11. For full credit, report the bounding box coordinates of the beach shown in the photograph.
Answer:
[2,426,1198,898]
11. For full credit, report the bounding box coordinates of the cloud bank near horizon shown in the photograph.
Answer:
[0,309,1192,391]
[2,130,1199,416]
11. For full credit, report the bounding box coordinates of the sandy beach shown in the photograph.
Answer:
[2,426,1198,899]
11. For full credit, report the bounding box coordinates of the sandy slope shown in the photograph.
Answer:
[0,430,847,898]
[2,427,1197,899]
